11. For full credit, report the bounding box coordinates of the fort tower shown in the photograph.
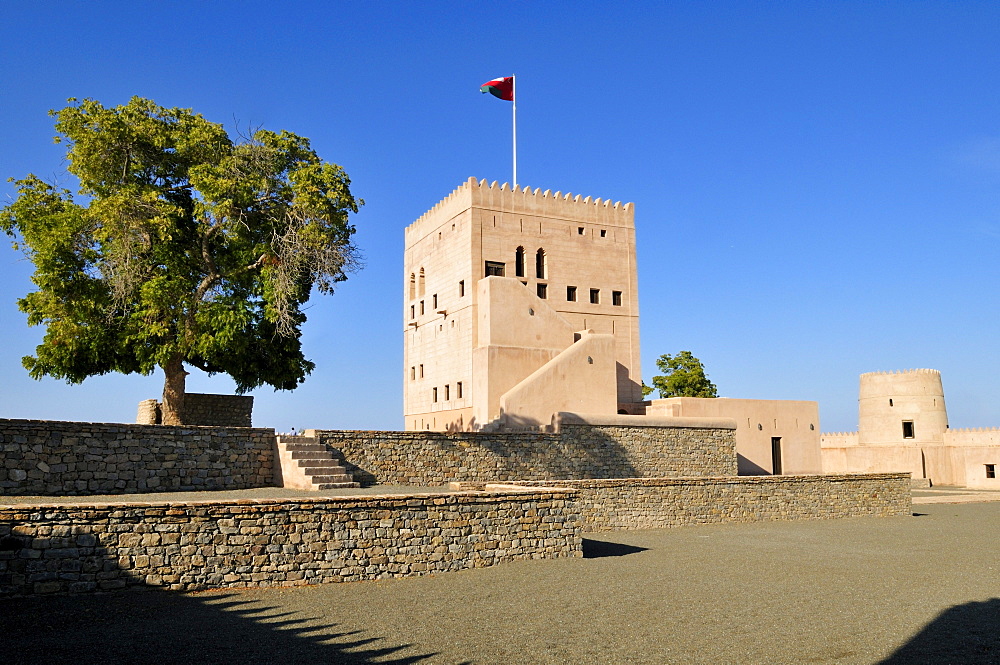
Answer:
[403,178,641,431]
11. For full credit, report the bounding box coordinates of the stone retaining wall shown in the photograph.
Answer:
[501,473,911,531]
[0,419,275,496]
[314,418,736,486]
[135,393,253,427]
[0,488,581,597]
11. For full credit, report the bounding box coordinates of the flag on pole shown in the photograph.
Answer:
[480,76,515,101]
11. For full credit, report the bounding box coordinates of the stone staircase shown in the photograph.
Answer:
[275,435,359,490]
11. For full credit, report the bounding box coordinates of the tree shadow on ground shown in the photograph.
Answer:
[878,598,1000,664]
[582,538,648,559]
[0,586,451,665]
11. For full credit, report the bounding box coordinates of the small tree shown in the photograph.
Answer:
[650,351,718,398]
[1,97,362,424]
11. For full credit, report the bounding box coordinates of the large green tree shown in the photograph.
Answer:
[1,97,362,424]
[649,351,718,398]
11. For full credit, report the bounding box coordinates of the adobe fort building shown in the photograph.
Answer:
[821,369,1000,488]
[403,177,642,432]
[403,178,824,475]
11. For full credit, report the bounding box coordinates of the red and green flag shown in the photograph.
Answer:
[480,76,514,101]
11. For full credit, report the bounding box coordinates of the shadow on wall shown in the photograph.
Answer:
[0,521,442,665]
[878,598,1000,664]
[737,454,771,476]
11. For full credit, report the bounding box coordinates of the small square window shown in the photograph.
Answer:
[577,227,585,235]
[590,288,600,304]
[457,381,463,398]
[600,229,607,238]
[485,261,505,277]
[612,290,622,306]
[567,286,577,302]
[902,421,915,439]
[987,464,996,479]
[458,280,465,297]
[537,283,547,299]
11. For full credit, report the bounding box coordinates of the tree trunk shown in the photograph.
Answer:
[161,356,188,426]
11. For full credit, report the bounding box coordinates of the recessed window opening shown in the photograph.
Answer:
[457,382,463,398]
[515,246,525,277]
[458,280,465,297]
[409,273,416,300]
[432,387,438,402]
[567,286,577,302]
[535,248,546,278]
[444,384,450,400]
[410,305,415,319]
[889,399,894,406]
[590,289,600,304]
[600,229,607,238]
[902,421,915,439]
[485,261,505,277]
[419,364,424,378]
[410,366,415,380]
[418,268,425,297]
[578,227,584,235]
[537,283,547,299]
[987,464,996,479]
[432,294,438,309]
[419,300,425,315]
[612,290,622,306]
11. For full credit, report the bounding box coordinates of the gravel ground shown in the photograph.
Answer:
[3,501,1000,664]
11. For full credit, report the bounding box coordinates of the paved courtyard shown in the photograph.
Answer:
[3,500,999,664]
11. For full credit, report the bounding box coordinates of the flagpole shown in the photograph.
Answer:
[512,74,517,188]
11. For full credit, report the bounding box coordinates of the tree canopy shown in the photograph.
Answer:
[1,97,362,424]
[649,351,718,398]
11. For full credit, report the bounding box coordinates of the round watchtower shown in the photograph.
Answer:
[858,369,948,446]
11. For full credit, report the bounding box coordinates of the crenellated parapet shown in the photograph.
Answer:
[820,431,859,448]
[406,177,634,236]
[860,369,941,378]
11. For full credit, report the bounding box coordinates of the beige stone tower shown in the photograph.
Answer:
[403,177,641,431]
[858,369,948,446]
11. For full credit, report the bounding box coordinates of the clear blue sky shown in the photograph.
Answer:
[2,1,998,432]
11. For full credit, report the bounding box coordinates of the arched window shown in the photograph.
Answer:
[515,246,525,277]
[418,268,426,297]
[409,273,416,301]
[535,248,546,279]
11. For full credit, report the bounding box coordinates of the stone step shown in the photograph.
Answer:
[309,474,354,484]
[277,436,316,443]
[296,458,343,468]
[282,443,328,452]
[303,466,348,476]
[288,450,335,459]
[315,482,361,490]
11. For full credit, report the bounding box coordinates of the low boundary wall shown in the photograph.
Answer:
[314,415,737,485]
[497,473,912,531]
[0,419,275,496]
[0,487,581,597]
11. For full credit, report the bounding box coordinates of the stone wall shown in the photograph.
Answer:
[313,417,736,486]
[503,473,911,531]
[0,488,581,596]
[0,419,275,496]
[135,393,253,427]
